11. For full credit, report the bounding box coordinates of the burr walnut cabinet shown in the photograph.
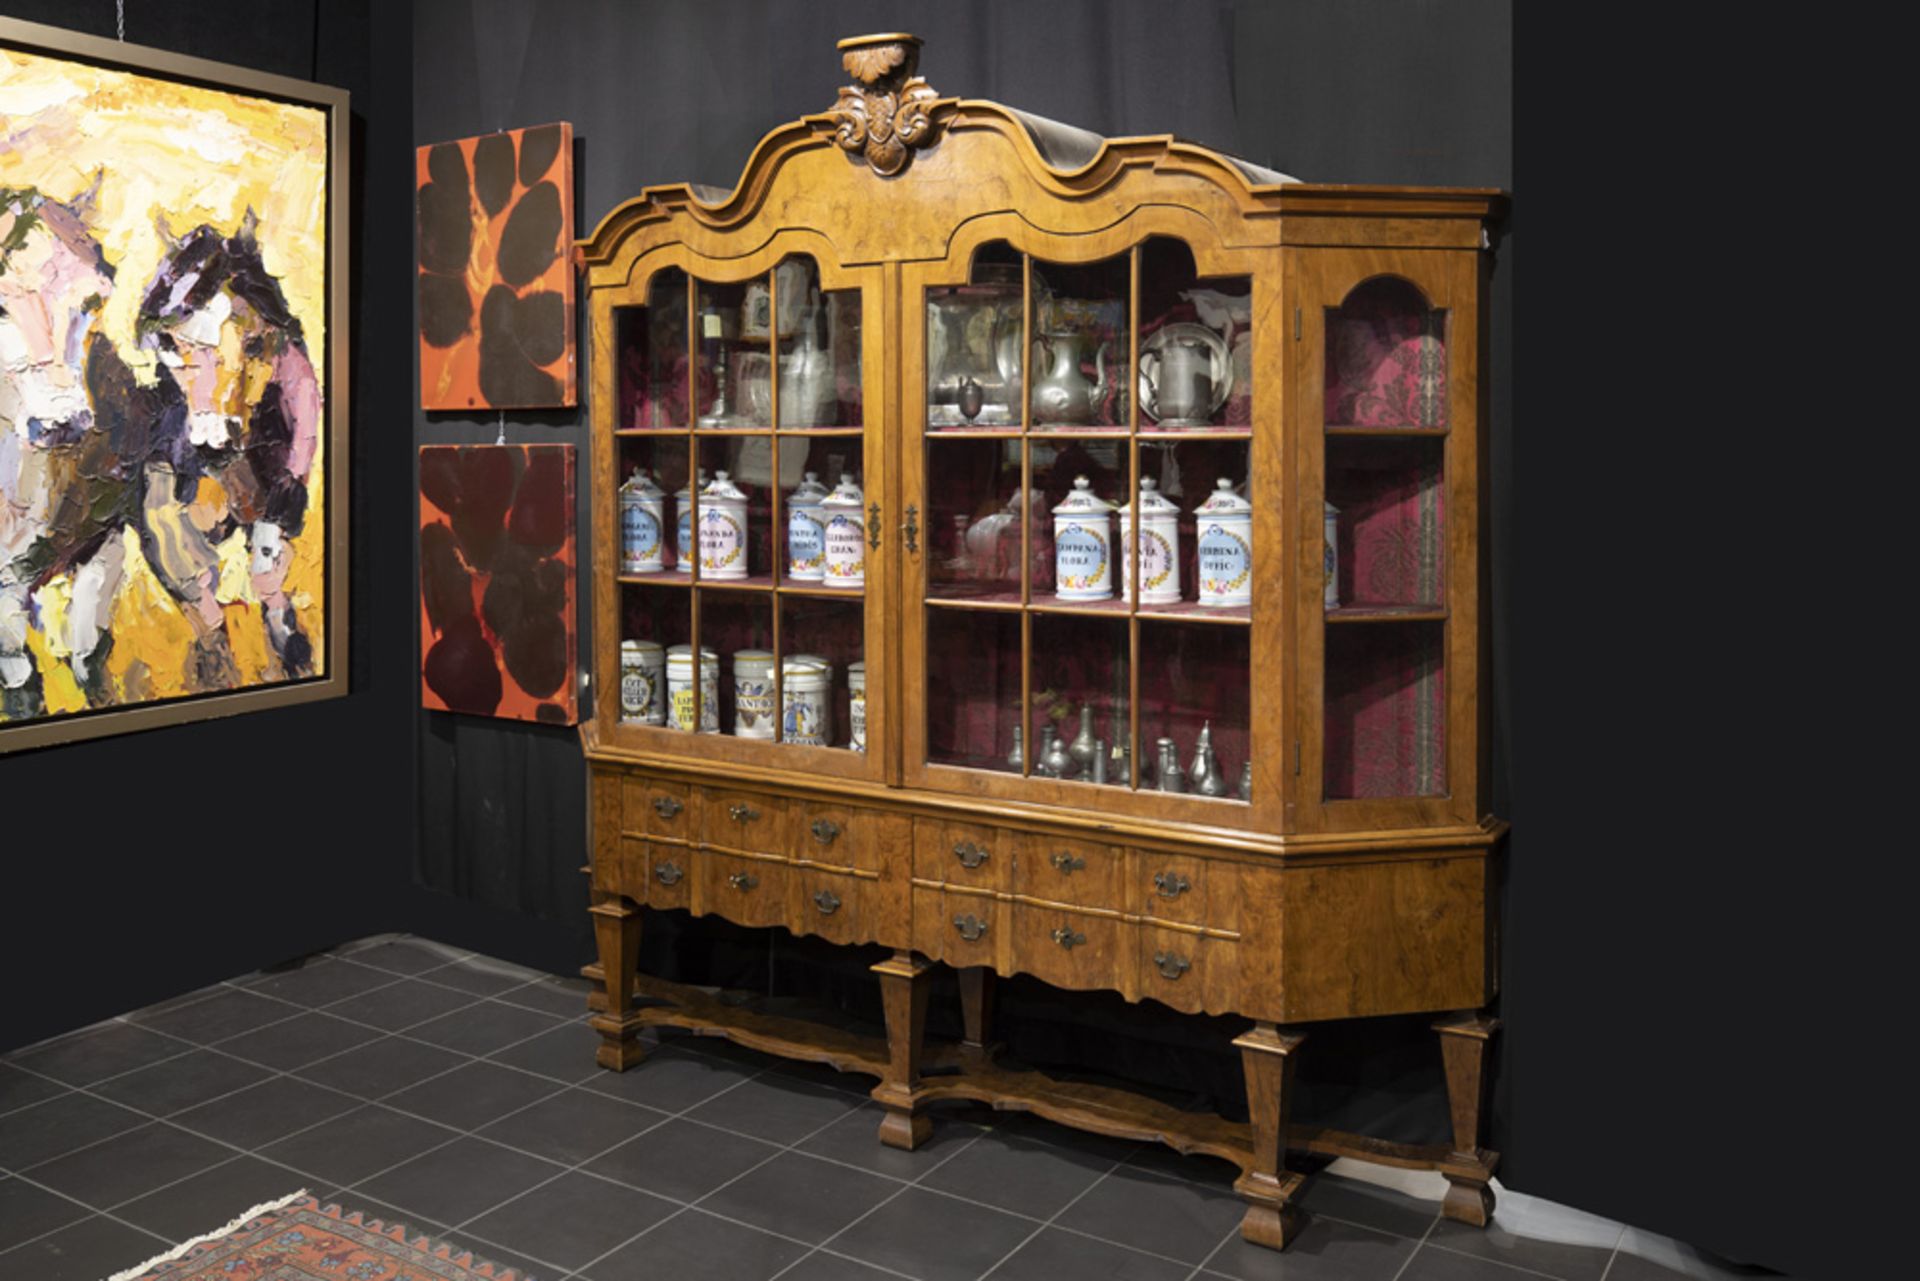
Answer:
[576,33,1507,1250]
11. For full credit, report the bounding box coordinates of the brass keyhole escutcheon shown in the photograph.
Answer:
[1154,950,1190,980]
[903,504,920,553]
[1050,925,1087,950]
[655,861,683,886]
[953,841,989,869]
[811,818,841,845]
[1153,870,1191,898]
[868,501,883,550]
[652,795,682,819]
[813,889,841,914]
[953,913,988,941]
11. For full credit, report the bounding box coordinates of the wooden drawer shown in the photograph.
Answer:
[1139,926,1239,1017]
[792,801,902,875]
[912,819,1009,892]
[1012,833,1125,912]
[911,886,1000,968]
[624,777,695,839]
[1135,851,1239,933]
[1012,903,1133,996]
[643,841,694,913]
[792,868,877,947]
[703,788,789,854]
[699,850,788,929]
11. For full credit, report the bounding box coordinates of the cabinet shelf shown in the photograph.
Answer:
[926,593,1024,612]
[615,426,690,437]
[778,582,865,600]
[616,571,692,587]
[776,427,864,437]
[1139,428,1255,442]
[1326,604,1446,624]
[694,575,777,593]
[1326,425,1447,438]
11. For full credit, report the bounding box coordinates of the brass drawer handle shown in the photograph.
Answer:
[953,841,989,869]
[1050,852,1086,875]
[953,913,988,941]
[729,803,760,824]
[652,795,682,820]
[1153,870,1191,899]
[655,860,684,886]
[811,818,842,845]
[1154,950,1191,980]
[728,871,758,891]
[813,888,842,915]
[1050,925,1087,951]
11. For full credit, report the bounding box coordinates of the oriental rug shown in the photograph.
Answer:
[109,1190,534,1280]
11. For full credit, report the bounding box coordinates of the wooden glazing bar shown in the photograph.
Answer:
[1128,243,1142,791]
[687,271,702,735]
[1019,252,1033,779]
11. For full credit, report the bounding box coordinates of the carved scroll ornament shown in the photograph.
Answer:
[830,33,943,176]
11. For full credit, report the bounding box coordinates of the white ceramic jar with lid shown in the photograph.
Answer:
[732,649,776,739]
[1118,476,1182,604]
[619,467,667,574]
[697,470,750,580]
[619,639,665,724]
[848,660,867,752]
[786,471,830,581]
[673,468,706,573]
[665,644,720,732]
[1323,501,1341,610]
[780,654,832,745]
[819,474,866,589]
[1051,475,1116,601]
[1193,477,1253,607]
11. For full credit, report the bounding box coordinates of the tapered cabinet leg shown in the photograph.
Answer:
[1434,1011,1501,1226]
[872,950,934,1149]
[958,965,995,1053]
[1232,1021,1307,1249]
[588,896,646,1070]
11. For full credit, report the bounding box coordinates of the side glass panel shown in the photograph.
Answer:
[1323,275,1449,799]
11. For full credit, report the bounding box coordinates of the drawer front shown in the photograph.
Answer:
[1139,927,1238,1017]
[625,778,695,839]
[793,868,875,947]
[1136,852,1239,933]
[700,850,788,929]
[703,788,789,854]
[913,819,1008,892]
[793,802,902,875]
[912,887,1001,969]
[1012,833,1125,912]
[644,841,694,913]
[1012,904,1133,996]
[615,836,649,899]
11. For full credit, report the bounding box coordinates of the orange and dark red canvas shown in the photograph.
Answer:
[416,122,575,410]
[419,444,577,724]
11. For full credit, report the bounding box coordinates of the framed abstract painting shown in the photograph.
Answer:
[1,17,350,753]
[416,121,577,410]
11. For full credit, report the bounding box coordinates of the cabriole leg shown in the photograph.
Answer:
[872,950,934,1149]
[1233,1021,1307,1249]
[959,965,995,1054]
[1434,1010,1500,1226]
[588,896,646,1070]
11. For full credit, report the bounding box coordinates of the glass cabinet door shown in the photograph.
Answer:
[597,249,887,782]
[904,233,1271,825]
[1295,247,1481,831]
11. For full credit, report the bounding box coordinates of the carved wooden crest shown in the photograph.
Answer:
[829,33,943,177]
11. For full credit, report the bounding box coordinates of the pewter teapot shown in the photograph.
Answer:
[1031,330,1110,425]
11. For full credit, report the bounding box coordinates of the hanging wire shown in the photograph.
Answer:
[116,0,125,41]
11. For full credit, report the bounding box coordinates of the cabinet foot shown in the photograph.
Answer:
[1434,1009,1500,1228]
[1442,1177,1496,1226]
[1234,1021,1307,1251]
[590,896,645,1071]
[873,950,934,1149]
[873,1085,934,1149]
[1234,1174,1304,1249]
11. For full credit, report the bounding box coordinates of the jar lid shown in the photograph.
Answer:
[819,473,864,509]
[1324,500,1340,517]
[700,470,748,502]
[674,468,708,502]
[621,467,665,500]
[1052,475,1115,516]
[789,471,829,504]
[782,653,831,680]
[734,647,774,663]
[666,644,718,667]
[848,660,866,677]
[1191,476,1252,516]
[621,639,664,656]
[1132,476,1180,515]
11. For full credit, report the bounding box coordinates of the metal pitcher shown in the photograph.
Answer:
[1031,330,1109,425]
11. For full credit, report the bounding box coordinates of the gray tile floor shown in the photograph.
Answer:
[0,935,1780,1281]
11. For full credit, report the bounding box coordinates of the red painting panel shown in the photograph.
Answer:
[419,444,578,724]
[417,122,576,409]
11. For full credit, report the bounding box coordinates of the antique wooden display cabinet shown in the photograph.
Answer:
[577,33,1506,1250]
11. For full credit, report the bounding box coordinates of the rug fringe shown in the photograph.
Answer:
[106,1188,309,1281]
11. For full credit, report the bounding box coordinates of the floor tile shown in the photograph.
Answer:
[486,1020,608,1083]
[598,1208,809,1281]
[919,1124,1116,1220]
[583,1046,759,1113]
[356,1135,566,1229]
[763,1055,880,1096]
[0,1063,69,1117]
[89,1048,272,1117]
[426,955,551,998]
[0,1211,170,1281]
[0,1091,147,1169]
[170,1074,360,1149]
[259,1104,461,1188]
[1607,1227,1781,1280]
[127,986,298,1045]
[323,978,479,1031]
[1425,1189,1624,1281]
[1396,1245,1552,1281]
[1203,1212,1419,1280]
[213,1010,383,1071]
[443,1234,565,1281]
[585,1117,781,1202]
[992,1224,1192,1280]
[291,1034,468,1100]
[384,1060,569,1131]
[798,1102,984,1182]
[698,1150,898,1246]
[113,1155,307,1242]
[242,957,398,1008]
[22,1121,232,1209]
[992,1110,1146,1165]
[1054,1164,1245,1265]
[0,1175,91,1252]
[1295,1171,1443,1241]
[777,1249,913,1280]
[495,975,597,1018]
[407,1000,566,1056]
[6,1019,188,1086]
[476,1087,669,1166]
[1119,1141,1242,1189]
[462,1171,678,1272]
[335,936,470,976]
[313,1187,449,1237]
[682,1071,862,1145]
[831,1185,1034,1281]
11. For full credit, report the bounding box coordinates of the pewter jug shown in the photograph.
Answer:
[1068,706,1099,775]
[1188,722,1214,791]
[1033,724,1060,777]
[1155,738,1185,793]
[1109,742,1131,786]
[1006,725,1024,770]
[1040,723,1076,779]
[778,298,835,427]
[1196,743,1227,797]
[1238,760,1253,802]
[1154,338,1213,425]
[1031,330,1110,425]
